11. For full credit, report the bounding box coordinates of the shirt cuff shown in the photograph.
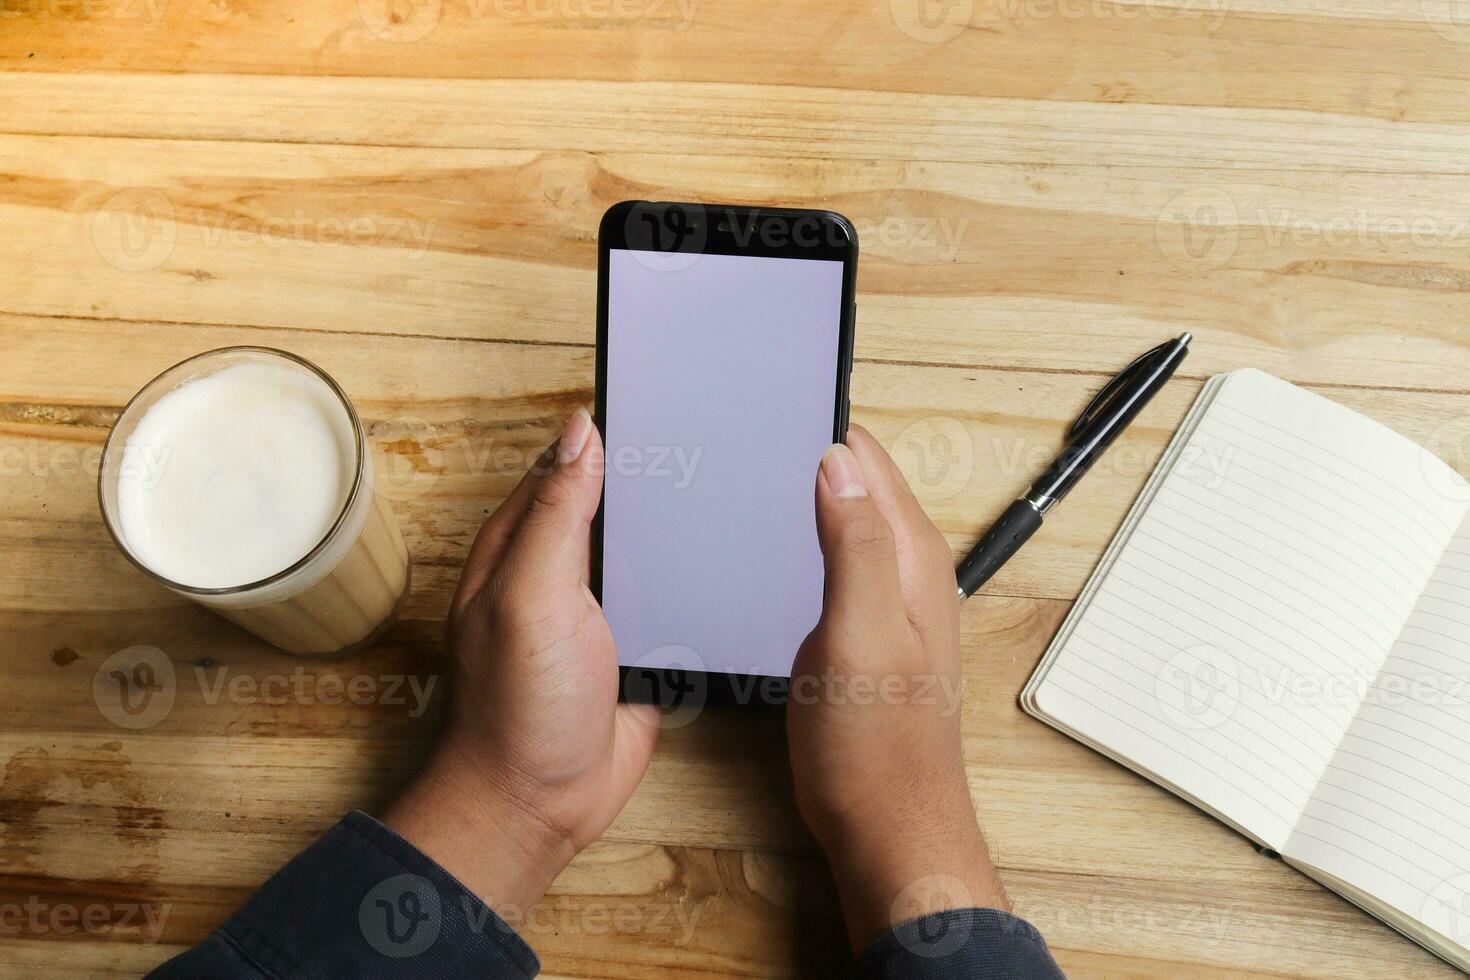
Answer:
[212,810,540,979]
[856,907,1065,979]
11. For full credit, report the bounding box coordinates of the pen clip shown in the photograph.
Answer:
[1069,339,1172,438]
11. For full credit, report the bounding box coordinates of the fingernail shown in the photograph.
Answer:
[559,407,593,465]
[822,443,867,498]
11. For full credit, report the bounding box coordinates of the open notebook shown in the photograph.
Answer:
[1022,368,1470,971]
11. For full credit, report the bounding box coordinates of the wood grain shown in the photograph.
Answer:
[5,0,1470,126]
[4,0,1470,975]
[6,127,1470,390]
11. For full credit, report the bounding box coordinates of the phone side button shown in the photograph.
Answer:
[849,304,856,374]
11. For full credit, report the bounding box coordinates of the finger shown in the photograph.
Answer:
[450,442,555,618]
[498,407,605,596]
[845,425,959,630]
[814,442,905,632]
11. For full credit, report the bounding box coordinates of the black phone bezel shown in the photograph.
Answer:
[593,200,859,709]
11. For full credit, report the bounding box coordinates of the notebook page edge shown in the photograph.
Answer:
[1021,371,1230,713]
[1285,859,1470,973]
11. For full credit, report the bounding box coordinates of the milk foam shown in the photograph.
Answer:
[116,361,357,589]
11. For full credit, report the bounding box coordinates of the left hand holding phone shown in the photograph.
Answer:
[382,408,660,926]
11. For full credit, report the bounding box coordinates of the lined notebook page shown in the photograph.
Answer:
[1033,369,1467,850]
[1289,510,1470,947]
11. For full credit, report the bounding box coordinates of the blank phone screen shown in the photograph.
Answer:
[602,248,845,679]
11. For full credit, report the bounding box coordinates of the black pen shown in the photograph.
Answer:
[955,332,1192,600]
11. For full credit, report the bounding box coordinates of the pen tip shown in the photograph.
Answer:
[1178,331,1193,346]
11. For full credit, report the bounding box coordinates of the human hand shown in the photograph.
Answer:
[787,424,1009,953]
[383,408,658,924]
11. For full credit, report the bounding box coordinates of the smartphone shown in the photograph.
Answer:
[594,201,858,708]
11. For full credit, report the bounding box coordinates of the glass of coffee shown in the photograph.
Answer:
[98,347,412,657]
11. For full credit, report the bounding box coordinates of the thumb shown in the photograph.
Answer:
[501,407,604,592]
[607,701,660,799]
[813,443,903,630]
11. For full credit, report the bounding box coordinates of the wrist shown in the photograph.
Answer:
[381,743,578,926]
[813,787,1009,953]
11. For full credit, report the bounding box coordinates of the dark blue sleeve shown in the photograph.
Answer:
[147,811,539,980]
[857,908,1066,979]
[147,811,1060,979]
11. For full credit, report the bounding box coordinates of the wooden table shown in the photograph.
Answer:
[4,0,1469,975]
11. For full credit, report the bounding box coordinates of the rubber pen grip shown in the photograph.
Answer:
[955,499,1043,598]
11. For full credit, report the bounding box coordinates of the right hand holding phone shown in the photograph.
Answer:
[787,425,1010,953]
